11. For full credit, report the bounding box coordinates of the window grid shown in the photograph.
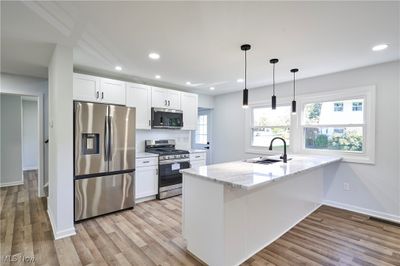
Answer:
[195,114,208,144]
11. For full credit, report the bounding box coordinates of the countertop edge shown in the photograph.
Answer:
[181,157,342,190]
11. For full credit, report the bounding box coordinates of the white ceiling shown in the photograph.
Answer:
[1,1,399,95]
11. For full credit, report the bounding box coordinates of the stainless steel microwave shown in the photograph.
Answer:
[151,108,183,129]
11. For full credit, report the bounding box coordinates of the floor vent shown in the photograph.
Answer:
[369,216,400,227]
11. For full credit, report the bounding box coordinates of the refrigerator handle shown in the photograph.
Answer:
[104,115,109,161]
[108,115,112,161]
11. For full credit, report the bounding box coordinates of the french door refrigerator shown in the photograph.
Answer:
[74,102,135,221]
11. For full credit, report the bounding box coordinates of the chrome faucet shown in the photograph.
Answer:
[269,137,287,163]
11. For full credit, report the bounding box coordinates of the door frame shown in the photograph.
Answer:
[192,108,213,164]
[2,91,45,197]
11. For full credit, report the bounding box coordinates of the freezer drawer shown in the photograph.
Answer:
[74,172,135,221]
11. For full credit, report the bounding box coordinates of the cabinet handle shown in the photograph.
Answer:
[96,91,99,99]
[168,100,170,106]
[143,160,150,163]
[195,155,200,158]
[149,120,151,126]
[165,100,167,106]
[101,92,104,99]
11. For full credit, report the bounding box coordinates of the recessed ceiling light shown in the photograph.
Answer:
[115,66,122,71]
[155,75,161,79]
[186,81,192,85]
[148,52,160,60]
[237,78,244,83]
[372,44,389,51]
[209,87,215,90]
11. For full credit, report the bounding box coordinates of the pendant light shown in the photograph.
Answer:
[270,58,279,109]
[241,44,251,108]
[290,68,299,114]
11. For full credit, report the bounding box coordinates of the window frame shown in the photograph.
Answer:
[195,113,208,145]
[244,86,376,164]
[245,97,294,155]
[296,85,376,164]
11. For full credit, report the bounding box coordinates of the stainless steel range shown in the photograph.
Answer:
[145,139,190,199]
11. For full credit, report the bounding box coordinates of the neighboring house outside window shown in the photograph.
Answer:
[333,102,343,112]
[352,101,363,111]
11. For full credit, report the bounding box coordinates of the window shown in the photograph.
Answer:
[352,101,363,111]
[333,102,343,112]
[251,106,291,148]
[195,114,208,144]
[303,99,364,152]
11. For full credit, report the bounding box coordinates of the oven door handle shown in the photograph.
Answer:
[159,159,190,165]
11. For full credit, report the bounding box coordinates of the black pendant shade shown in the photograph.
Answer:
[290,68,299,114]
[270,58,279,109]
[241,44,251,108]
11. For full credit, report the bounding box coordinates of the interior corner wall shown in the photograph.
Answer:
[212,60,400,221]
[48,45,75,239]
[0,94,23,186]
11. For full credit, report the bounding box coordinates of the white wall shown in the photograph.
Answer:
[22,99,38,170]
[212,61,400,221]
[0,94,23,186]
[136,129,191,152]
[47,45,75,239]
[198,94,214,109]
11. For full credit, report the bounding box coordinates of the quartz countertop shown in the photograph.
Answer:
[188,149,207,154]
[136,152,159,159]
[180,154,341,190]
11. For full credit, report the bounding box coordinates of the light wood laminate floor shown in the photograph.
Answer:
[1,171,399,265]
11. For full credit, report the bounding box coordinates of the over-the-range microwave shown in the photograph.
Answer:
[151,108,183,129]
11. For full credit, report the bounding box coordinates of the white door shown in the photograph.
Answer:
[181,92,198,130]
[192,109,213,164]
[135,166,158,199]
[73,73,100,102]
[126,83,151,129]
[100,78,125,105]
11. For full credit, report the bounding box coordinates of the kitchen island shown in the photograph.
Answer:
[180,155,341,266]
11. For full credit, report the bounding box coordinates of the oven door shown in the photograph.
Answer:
[152,108,183,129]
[158,160,190,188]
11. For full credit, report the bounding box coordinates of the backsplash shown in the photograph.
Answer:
[136,129,192,152]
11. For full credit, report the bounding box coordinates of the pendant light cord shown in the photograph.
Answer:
[272,63,275,96]
[293,71,296,100]
[244,50,247,89]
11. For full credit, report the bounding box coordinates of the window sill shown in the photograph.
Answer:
[299,149,375,165]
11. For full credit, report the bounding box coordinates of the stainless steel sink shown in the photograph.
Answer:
[244,157,282,165]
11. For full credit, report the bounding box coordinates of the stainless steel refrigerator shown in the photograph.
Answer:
[74,102,135,221]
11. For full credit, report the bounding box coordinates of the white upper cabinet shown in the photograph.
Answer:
[73,73,125,105]
[181,92,198,130]
[73,73,100,102]
[100,78,126,105]
[126,82,151,130]
[151,87,181,109]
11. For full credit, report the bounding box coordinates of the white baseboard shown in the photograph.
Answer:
[47,208,76,240]
[136,195,156,203]
[322,200,400,223]
[0,180,24,187]
[23,166,38,171]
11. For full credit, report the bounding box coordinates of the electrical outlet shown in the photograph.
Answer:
[343,182,350,191]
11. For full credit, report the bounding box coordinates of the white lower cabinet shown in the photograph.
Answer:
[190,152,206,168]
[135,159,158,200]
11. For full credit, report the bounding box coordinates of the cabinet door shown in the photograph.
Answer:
[126,83,151,129]
[73,73,100,102]
[151,87,181,109]
[100,78,126,105]
[181,92,198,130]
[165,90,181,109]
[190,159,206,168]
[135,165,158,199]
[151,87,170,108]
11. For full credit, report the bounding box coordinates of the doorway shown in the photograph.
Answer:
[0,93,45,197]
[191,108,213,165]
